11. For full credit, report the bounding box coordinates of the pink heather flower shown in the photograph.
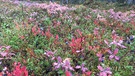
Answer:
[53,57,74,71]
[0,46,11,52]
[108,9,115,14]
[53,56,63,69]
[104,40,109,45]
[111,30,118,40]
[5,46,10,50]
[0,46,14,60]
[75,63,88,73]
[130,10,135,14]
[0,52,8,57]
[104,40,127,48]
[108,48,120,60]
[35,2,73,14]
[44,51,54,57]
[96,52,104,62]
[44,50,56,60]
[97,65,112,76]
[104,31,127,48]
[110,40,127,48]
[62,60,74,71]
[57,56,62,63]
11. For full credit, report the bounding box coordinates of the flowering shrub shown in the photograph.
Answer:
[0,0,135,76]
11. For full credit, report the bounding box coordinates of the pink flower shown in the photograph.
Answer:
[75,63,88,73]
[0,46,14,60]
[53,56,62,69]
[53,57,74,71]
[104,40,109,45]
[44,50,55,58]
[110,40,127,48]
[104,36,127,48]
[108,48,120,60]
[96,52,104,62]
[62,60,74,71]
[35,2,72,14]
[0,52,8,57]
[97,65,112,76]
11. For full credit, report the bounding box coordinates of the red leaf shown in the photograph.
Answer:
[45,28,53,39]
[85,71,92,76]
[65,71,72,76]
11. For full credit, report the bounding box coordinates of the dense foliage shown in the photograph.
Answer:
[0,0,135,76]
[13,0,135,4]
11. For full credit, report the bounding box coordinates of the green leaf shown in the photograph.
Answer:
[58,70,64,74]
[114,72,121,76]
[34,49,44,54]
[125,66,133,70]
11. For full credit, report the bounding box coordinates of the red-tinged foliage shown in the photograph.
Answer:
[14,21,20,30]
[32,25,38,36]
[94,20,99,26]
[130,19,135,26]
[45,28,53,39]
[69,37,84,53]
[125,28,130,34]
[53,20,61,27]
[54,34,59,44]
[85,71,92,76]
[41,31,45,36]
[65,70,72,76]
[0,72,2,76]
[19,35,25,40]
[37,28,41,35]
[7,62,28,76]
[31,25,45,36]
